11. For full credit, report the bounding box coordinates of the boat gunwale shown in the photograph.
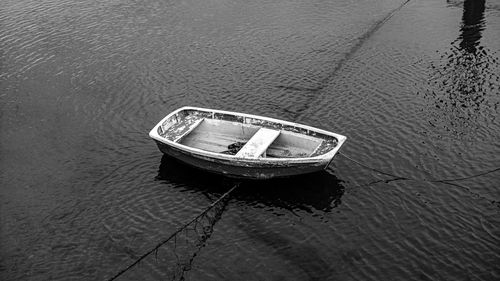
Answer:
[149,106,347,163]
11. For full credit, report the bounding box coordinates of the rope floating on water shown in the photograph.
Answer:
[107,150,497,280]
[337,151,500,206]
[337,151,500,184]
[107,183,240,281]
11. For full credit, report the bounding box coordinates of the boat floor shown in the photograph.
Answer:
[178,118,322,158]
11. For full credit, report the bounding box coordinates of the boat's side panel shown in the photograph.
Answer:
[155,141,328,179]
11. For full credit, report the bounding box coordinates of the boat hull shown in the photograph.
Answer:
[150,106,346,179]
[155,141,329,179]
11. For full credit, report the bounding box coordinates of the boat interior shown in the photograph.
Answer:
[162,111,332,158]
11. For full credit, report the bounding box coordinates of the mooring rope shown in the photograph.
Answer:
[288,0,414,119]
[337,151,500,184]
[107,183,240,281]
[337,151,500,207]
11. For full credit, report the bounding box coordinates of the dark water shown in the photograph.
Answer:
[1,0,499,280]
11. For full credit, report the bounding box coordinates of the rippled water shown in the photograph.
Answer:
[1,0,499,280]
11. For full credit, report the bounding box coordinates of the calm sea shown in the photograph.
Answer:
[1,0,499,280]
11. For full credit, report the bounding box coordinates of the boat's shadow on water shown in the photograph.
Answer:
[155,155,344,280]
[155,155,345,214]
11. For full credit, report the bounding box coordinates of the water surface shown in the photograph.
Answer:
[1,0,499,280]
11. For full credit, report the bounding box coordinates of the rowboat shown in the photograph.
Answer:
[149,106,346,179]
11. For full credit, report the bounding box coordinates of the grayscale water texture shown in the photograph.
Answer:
[1,0,499,280]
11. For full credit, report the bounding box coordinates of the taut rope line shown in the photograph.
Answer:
[107,183,240,281]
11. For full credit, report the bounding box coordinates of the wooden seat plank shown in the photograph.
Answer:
[235,128,280,158]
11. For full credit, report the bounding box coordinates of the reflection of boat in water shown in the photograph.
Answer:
[156,155,344,213]
[150,107,346,179]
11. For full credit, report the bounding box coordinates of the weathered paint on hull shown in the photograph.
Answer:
[156,142,328,179]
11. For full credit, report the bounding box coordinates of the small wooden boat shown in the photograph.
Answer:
[149,106,346,179]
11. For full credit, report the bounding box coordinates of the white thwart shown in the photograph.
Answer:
[235,128,281,158]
